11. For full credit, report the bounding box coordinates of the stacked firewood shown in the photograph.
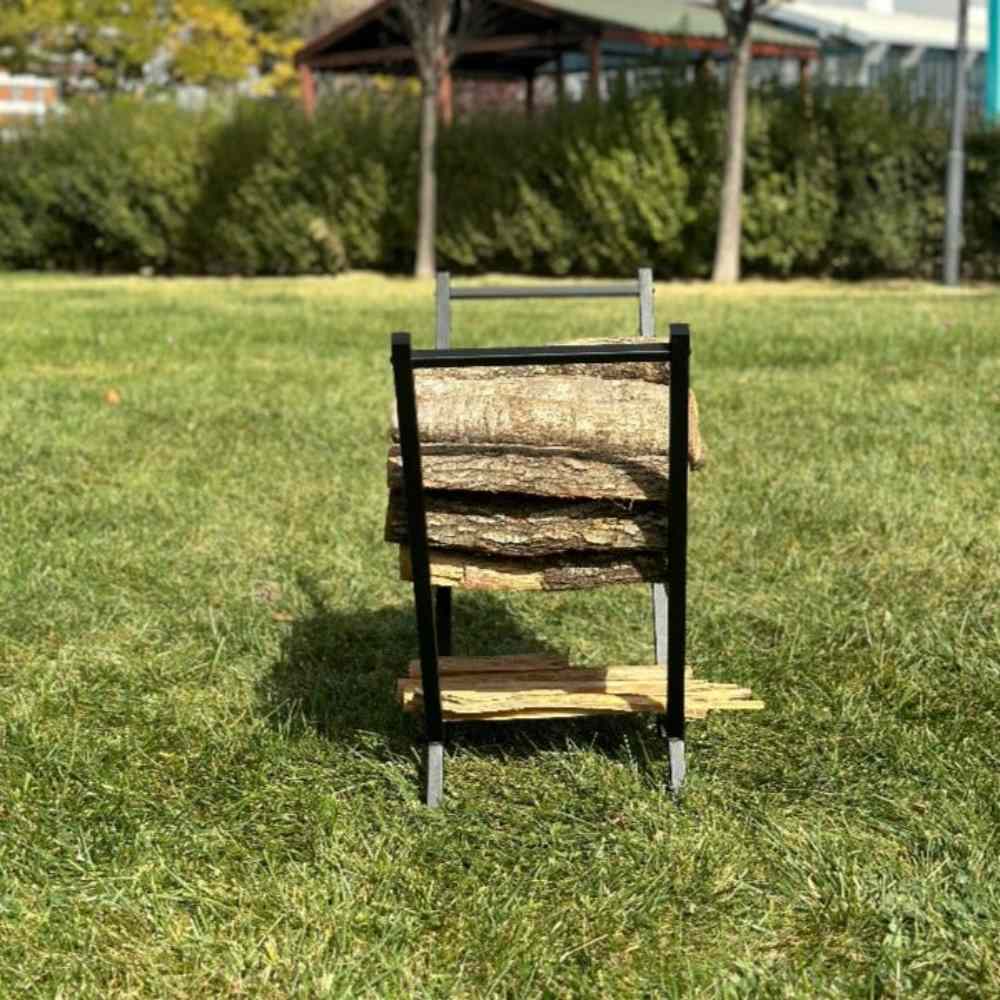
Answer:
[385,338,706,591]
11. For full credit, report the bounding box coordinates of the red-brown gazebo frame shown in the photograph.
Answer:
[294,0,818,119]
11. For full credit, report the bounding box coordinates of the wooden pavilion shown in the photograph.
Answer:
[294,0,819,119]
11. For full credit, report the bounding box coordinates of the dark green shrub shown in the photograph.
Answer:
[0,84,998,280]
[305,93,419,273]
[964,130,1000,280]
[741,89,838,276]
[0,99,205,272]
[184,100,345,276]
[486,98,693,277]
[821,87,947,278]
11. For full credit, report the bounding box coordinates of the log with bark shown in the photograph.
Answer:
[399,546,667,590]
[389,445,672,501]
[390,376,705,465]
[386,492,668,557]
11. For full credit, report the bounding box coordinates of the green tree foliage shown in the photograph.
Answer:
[0,0,312,93]
[0,0,162,91]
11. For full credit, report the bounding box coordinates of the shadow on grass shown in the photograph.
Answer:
[257,575,659,766]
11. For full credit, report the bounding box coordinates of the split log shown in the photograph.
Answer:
[390,376,705,464]
[399,546,666,590]
[416,338,672,385]
[397,665,764,721]
[389,445,671,501]
[386,493,668,557]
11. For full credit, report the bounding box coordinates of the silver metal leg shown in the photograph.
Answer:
[668,738,686,794]
[652,582,668,666]
[425,742,444,807]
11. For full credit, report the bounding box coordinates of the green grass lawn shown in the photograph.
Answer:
[1,272,999,998]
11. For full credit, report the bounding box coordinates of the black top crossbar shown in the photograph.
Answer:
[449,284,639,300]
[408,341,671,370]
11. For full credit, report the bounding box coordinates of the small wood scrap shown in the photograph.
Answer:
[399,547,666,591]
[396,657,763,722]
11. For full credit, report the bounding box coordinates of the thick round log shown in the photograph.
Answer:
[390,376,704,462]
[386,493,668,557]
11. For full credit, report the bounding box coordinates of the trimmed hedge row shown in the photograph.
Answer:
[1,84,998,278]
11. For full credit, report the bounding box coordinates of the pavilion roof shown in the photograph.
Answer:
[295,0,819,79]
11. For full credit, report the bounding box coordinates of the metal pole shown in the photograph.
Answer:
[666,324,690,794]
[390,332,445,806]
[943,0,970,287]
[988,0,1000,123]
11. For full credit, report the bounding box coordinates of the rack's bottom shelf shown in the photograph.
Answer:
[397,655,763,722]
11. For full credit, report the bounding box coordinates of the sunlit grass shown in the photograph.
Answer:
[1,273,998,998]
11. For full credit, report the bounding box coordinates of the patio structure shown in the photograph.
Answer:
[294,0,819,119]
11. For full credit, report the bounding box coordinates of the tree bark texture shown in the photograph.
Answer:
[399,546,668,590]
[388,445,678,501]
[416,338,672,385]
[712,27,752,284]
[386,493,669,557]
[415,77,438,278]
[390,376,705,463]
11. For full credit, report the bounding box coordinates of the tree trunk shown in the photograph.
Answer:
[399,546,668,591]
[386,493,669,557]
[712,28,752,284]
[415,76,438,279]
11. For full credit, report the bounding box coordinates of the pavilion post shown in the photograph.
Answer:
[525,72,536,116]
[588,36,602,99]
[438,68,454,126]
[798,57,814,107]
[299,63,317,119]
[556,52,566,106]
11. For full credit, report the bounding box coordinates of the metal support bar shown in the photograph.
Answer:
[666,323,690,794]
[652,583,668,667]
[391,332,445,806]
[435,272,451,349]
[425,742,444,808]
[637,268,668,679]
[638,267,654,337]
[435,586,452,657]
[411,342,671,370]
[988,0,1000,122]
[433,280,453,667]
[944,0,970,287]
[448,284,640,300]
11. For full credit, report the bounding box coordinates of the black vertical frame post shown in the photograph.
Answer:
[390,332,445,805]
[666,324,690,793]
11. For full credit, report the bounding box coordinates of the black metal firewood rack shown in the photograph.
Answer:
[389,274,690,806]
